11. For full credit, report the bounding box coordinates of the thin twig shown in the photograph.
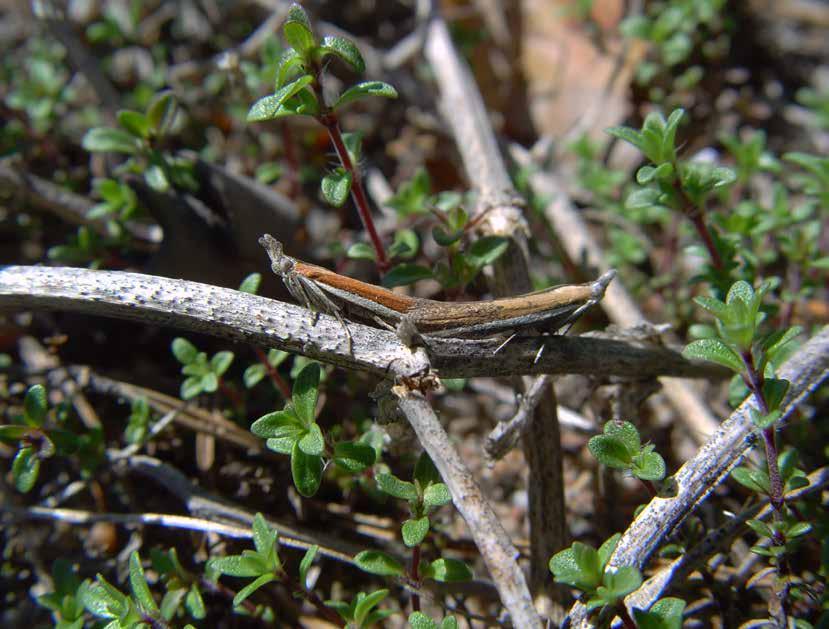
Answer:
[485,375,552,461]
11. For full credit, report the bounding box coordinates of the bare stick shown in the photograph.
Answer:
[565,326,829,626]
[395,389,541,628]
[485,375,552,461]
[0,266,725,380]
[424,6,566,609]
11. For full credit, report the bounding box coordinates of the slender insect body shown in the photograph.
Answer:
[259,234,614,354]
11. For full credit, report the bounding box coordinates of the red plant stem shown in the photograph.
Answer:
[253,347,291,398]
[688,212,724,270]
[308,64,388,272]
[671,169,724,270]
[410,544,421,612]
[319,113,389,271]
[740,351,786,521]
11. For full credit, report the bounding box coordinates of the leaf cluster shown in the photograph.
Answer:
[251,362,376,497]
[588,420,667,482]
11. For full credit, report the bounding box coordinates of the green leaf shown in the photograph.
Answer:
[694,295,729,320]
[247,75,314,122]
[750,408,781,430]
[12,446,39,492]
[354,551,405,577]
[275,49,306,89]
[298,423,325,456]
[171,337,198,364]
[425,558,473,582]
[423,483,451,509]
[466,235,509,268]
[251,409,303,437]
[244,364,267,388]
[317,35,365,73]
[414,452,442,487]
[375,473,418,501]
[682,339,744,373]
[633,450,667,481]
[129,552,159,615]
[597,533,620,568]
[0,425,30,441]
[353,588,388,624]
[283,4,315,54]
[82,127,140,154]
[388,229,419,260]
[200,371,219,393]
[387,167,431,216]
[24,384,48,426]
[606,125,643,151]
[207,554,266,578]
[252,513,279,558]
[402,517,430,547]
[238,273,262,294]
[233,573,275,607]
[211,351,234,376]
[333,441,376,472]
[731,466,770,494]
[292,362,320,426]
[381,263,433,287]
[633,597,686,629]
[144,163,170,192]
[762,377,789,412]
[588,435,633,469]
[342,132,363,163]
[79,578,129,619]
[291,440,323,497]
[334,80,398,110]
[146,91,176,135]
[185,584,206,620]
[117,110,150,139]
[347,242,376,260]
[321,168,353,207]
[409,612,439,629]
[298,545,318,588]
[549,543,602,591]
[599,565,642,601]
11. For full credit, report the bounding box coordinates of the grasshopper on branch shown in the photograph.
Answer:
[259,234,614,361]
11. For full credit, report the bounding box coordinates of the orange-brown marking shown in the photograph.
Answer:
[294,261,417,313]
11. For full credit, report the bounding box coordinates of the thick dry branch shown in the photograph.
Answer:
[566,326,829,626]
[0,265,427,378]
[0,267,723,379]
